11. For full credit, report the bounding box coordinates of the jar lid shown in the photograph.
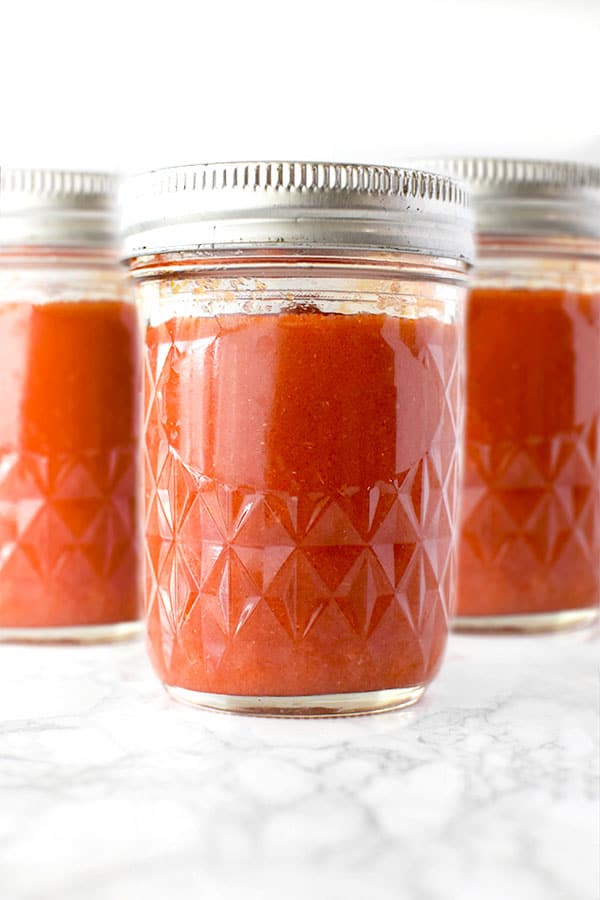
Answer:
[0,167,119,248]
[421,158,600,240]
[120,161,474,264]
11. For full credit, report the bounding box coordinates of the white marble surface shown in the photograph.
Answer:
[0,629,597,900]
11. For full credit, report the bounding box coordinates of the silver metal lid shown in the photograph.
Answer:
[421,158,600,240]
[120,161,473,263]
[0,168,119,248]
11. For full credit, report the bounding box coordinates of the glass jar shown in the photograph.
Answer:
[122,161,473,715]
[0,169,142,642]
[431,158,600,633]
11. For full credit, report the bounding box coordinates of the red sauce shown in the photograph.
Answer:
[145,309,458,696]
[458,287,600,617]
[0,300,142,628]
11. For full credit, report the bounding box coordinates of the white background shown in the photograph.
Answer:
[0,6,598,899]
[0,0,598,173]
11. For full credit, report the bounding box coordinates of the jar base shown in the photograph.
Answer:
[164,683,426,718]
[453,607,599,635]
[0,620,142,645]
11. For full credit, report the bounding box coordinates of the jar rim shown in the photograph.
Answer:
[120,161,474,265]
[0,167,119,249]
[418,157,600,241]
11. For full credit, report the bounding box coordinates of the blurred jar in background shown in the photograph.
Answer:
[431,158,600,633]
[122,161,473,715]
[0,169,142,642]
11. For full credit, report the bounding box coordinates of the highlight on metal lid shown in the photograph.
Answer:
[120,161,474,264]
[420,157,600,240]
[0,167,120,248]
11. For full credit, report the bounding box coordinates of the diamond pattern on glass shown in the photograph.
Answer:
[144,313,459,694]
[460,421,600,613]
[0,447,139,626]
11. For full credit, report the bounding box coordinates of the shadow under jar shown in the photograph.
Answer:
[431,158,600,633]
[0,169,143,643]
[122,161,473,715]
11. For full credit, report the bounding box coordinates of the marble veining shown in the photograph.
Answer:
[0,630,597,900]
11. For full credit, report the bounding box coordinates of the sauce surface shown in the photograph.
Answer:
[0,300,142,628]
[459,287,600,617]
[145,309,459,696]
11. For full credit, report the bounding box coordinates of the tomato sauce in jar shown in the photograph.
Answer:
[431,157,600,632]
[144,307,459,699]
[123,161,472,714]
[460,286,600,623]
[0,299,141,633]
[0,170,142,642]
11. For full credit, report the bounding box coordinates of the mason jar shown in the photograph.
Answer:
[431,158,600,633]
[122,161,473,715]
[0,168,142,642]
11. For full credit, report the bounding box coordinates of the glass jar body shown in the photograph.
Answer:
[0,249,143,642]
[133,249,466,715]
[457,238,600,632]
